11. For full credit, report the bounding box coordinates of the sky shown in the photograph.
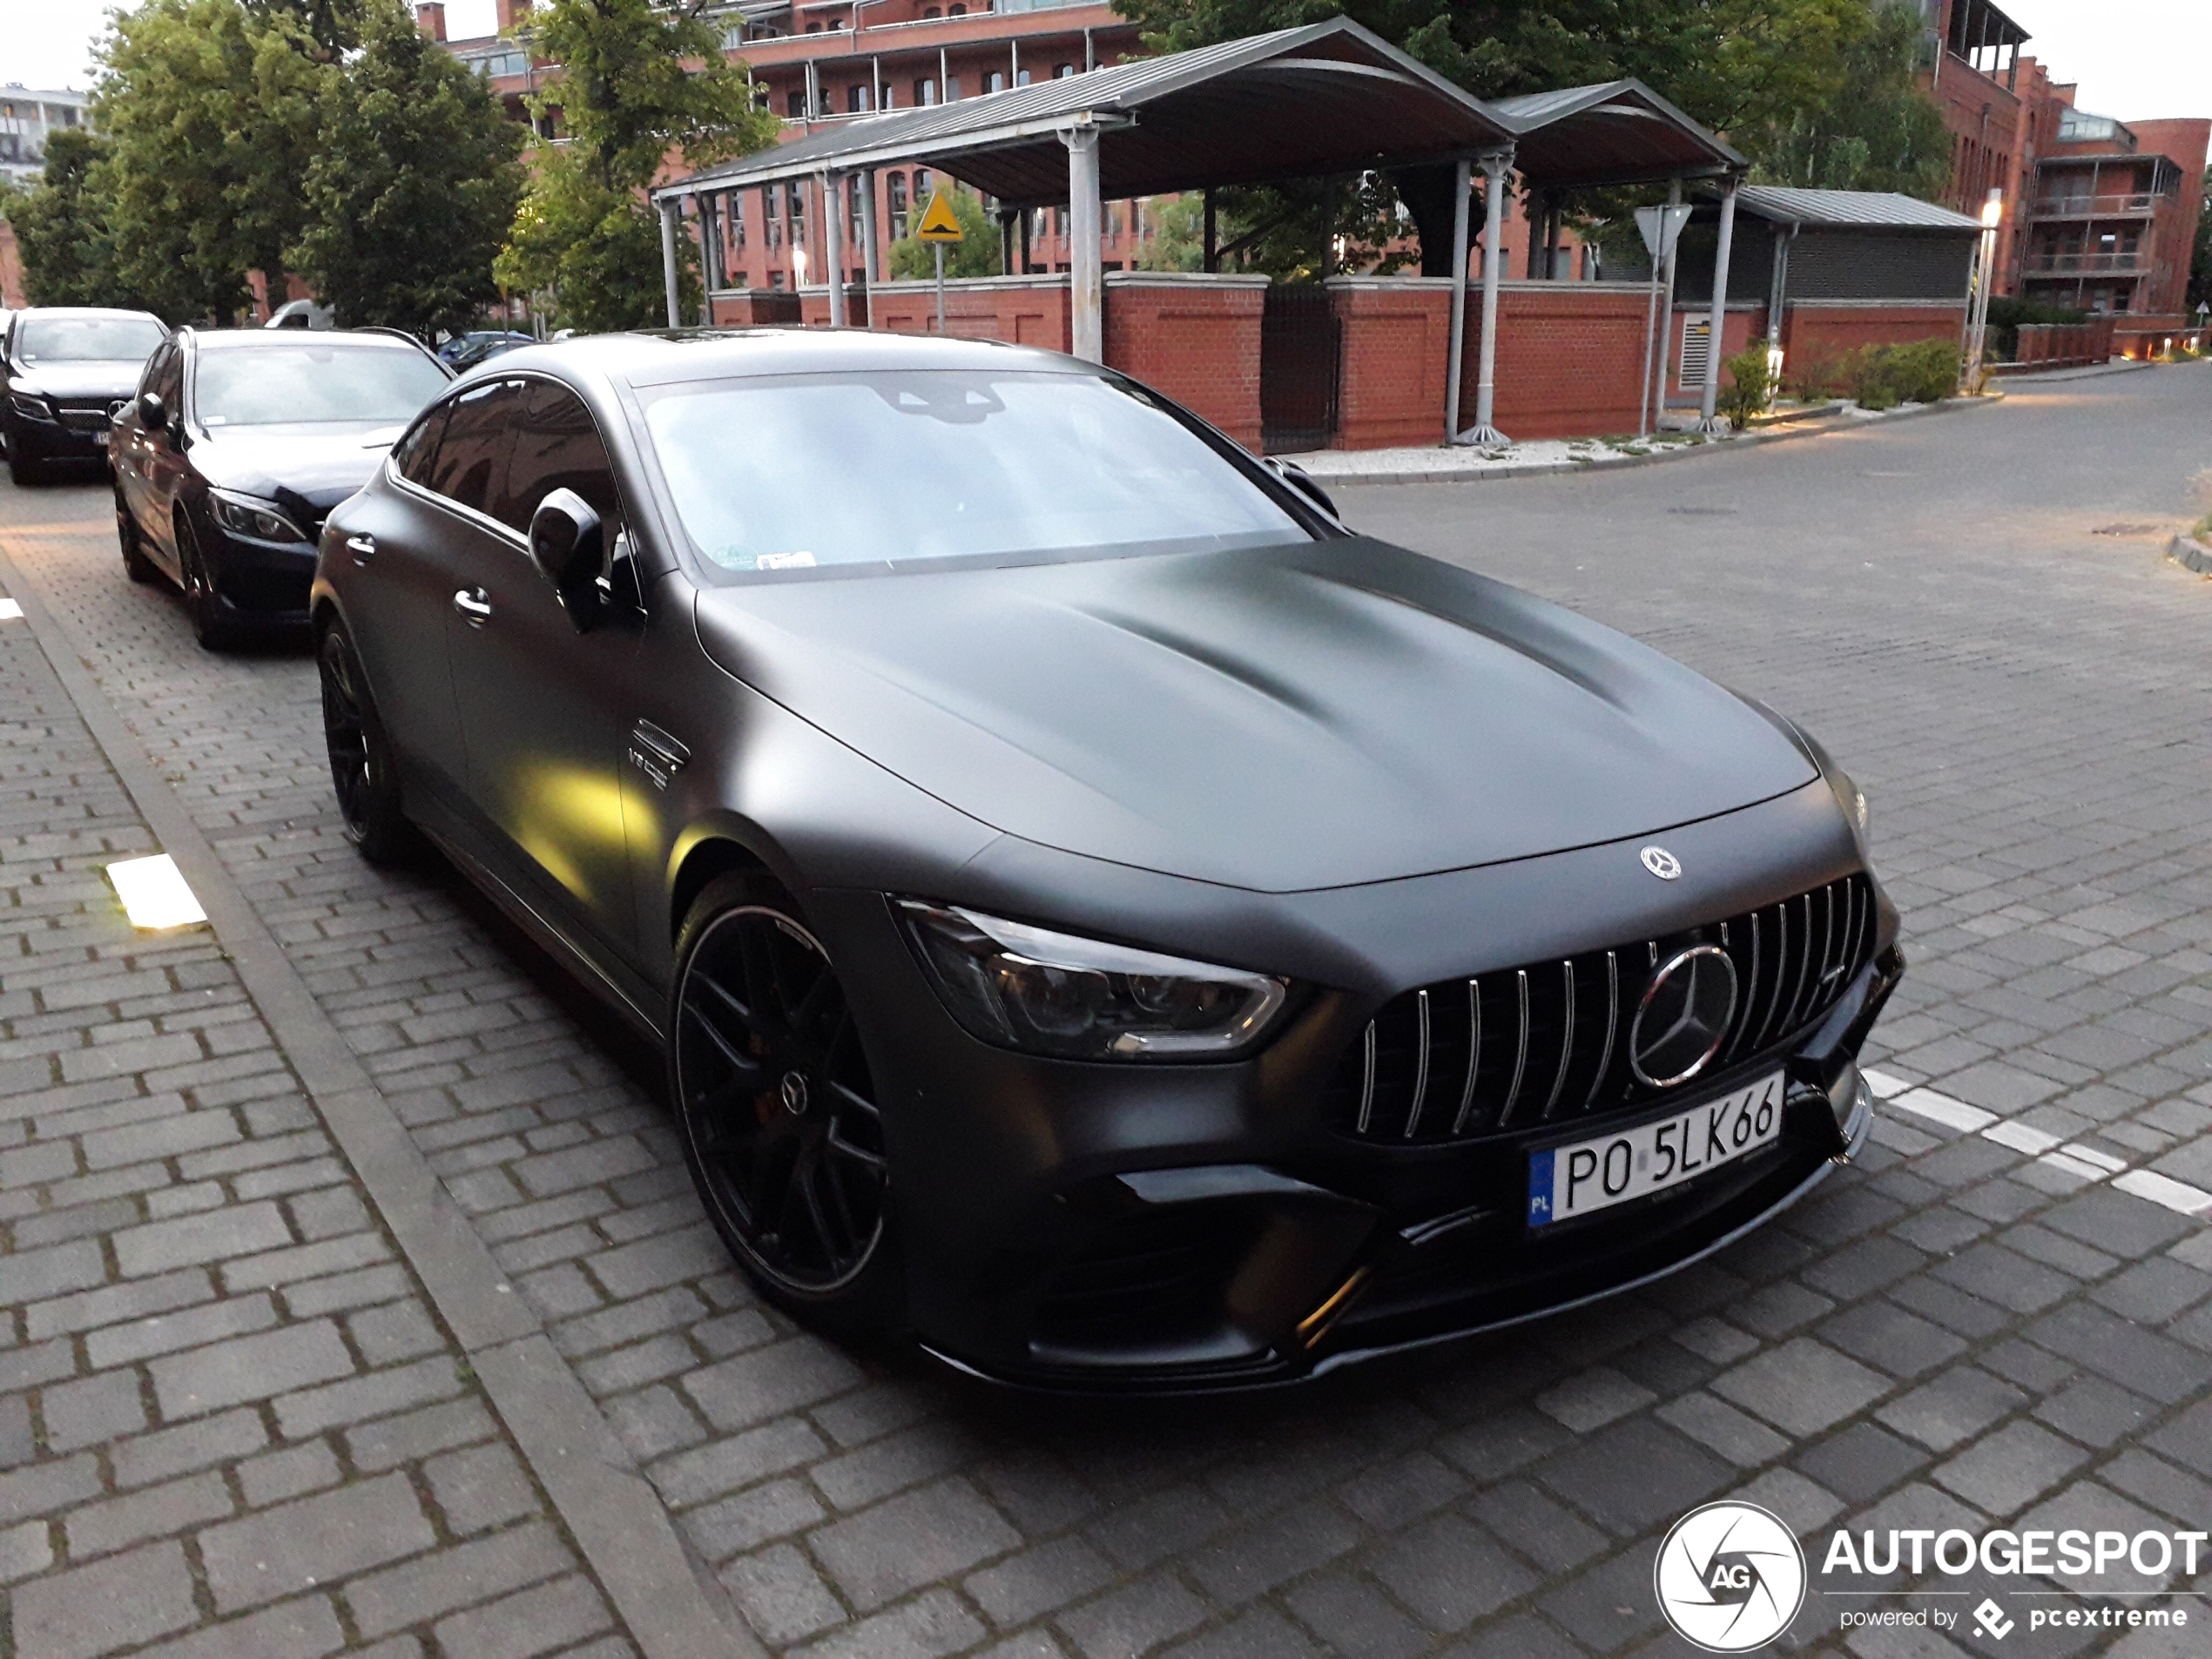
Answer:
[6,0,2210,117]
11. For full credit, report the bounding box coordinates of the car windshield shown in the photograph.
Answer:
[641,369,1308,577]
[194,344,448,426]
[15,315,165,363]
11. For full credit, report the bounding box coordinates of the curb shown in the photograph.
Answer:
[0,538,766,1659]
[2168,533,2212,577]
[1300,394,2005,489]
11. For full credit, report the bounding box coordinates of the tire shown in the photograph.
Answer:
[116,486,156,583]
[317,621,415,866]
[8,442,44,488]
[670,872,900,1339]
[175,508,238,650]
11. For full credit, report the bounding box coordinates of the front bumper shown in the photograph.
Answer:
[812,847,1904,1392]
[9,410,111,465]
[200,517,319,621]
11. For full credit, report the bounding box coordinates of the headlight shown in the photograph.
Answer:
[7,391,54,422]
[895,901,1290,1061]
[1829,765,1870,843]
[208,489,307,543]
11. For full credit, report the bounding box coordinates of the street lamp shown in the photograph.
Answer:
[1966,188,2002,394]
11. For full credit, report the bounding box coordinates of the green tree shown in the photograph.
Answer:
[291,0,526,335]
[3,128,147,308]
[95,0,333,323]
[495,0,779,332]
[1740,4,1949,197]
[886,185,1001,279]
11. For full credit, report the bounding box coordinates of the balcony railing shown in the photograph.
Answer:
[2031,192,2161,219]
[2023,252,2143,275]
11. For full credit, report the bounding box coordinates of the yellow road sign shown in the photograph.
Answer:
[914,191,964,242]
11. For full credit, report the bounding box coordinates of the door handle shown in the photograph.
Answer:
[345,534,375,562]
[452,588,492,625]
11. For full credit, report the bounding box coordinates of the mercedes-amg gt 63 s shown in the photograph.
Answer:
[312,330,1901,1391]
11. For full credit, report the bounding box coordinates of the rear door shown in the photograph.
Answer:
[348,379,522,811]
[445,376,644,968]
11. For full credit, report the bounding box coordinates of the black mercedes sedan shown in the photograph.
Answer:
[3,307,169,485]
[112,327,452,647]
[312,330,1900,1390]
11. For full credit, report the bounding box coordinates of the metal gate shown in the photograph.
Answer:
[1260,285,1340,455]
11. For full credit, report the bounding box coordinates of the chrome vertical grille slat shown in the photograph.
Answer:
[1451,979,1482,1135]
[1325,873,1885,1146]
[1403,989,1433,1138]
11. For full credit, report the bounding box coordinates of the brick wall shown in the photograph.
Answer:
[1101,273,1267,450]
[706,288,802,327]
[0,218,23,309]
[853,275,1072,352]
[1326,280,1452,450]
[1484,285,1652,439]
[1780,301,1968,387]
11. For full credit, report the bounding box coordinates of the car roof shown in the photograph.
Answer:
[467,327,1092,391]
[16,307,165,322]
[191,328,428,353]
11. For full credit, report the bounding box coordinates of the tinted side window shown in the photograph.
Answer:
[137,342,172,399]
[391,402,450,487]
[493,380,621,536]
[426,379,522,514]
[152,344,184,409]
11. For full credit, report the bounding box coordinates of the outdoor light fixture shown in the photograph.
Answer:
[792,246,809,287]
[1980,195,2003,228]
[106,853,207,929]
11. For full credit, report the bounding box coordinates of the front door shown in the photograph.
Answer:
[444,375,644,970]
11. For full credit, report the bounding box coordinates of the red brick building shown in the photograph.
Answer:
[1912,0,2208,353]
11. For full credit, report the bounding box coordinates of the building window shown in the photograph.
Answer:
[986,70,1003,93]
[949,3,965,12]
[847,83,869,111]
[888,172,909,239]
[921,5,938,15]
[1055,62,1073,77]
[945,75,961,98]
[730,193,745,249]
[915,169,933,199]
[914,77,936,105]
[1016,68,1030,84]
[787,90,806,117]
[806,20,821,30]
[847,175,865,236]
[879,84,894,108]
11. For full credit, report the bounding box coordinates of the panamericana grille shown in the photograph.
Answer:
[53,399,121,433]
[1324,873,1877,1145]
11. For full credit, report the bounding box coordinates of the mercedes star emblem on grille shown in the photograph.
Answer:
[1640,845,1683,880]
[1629,945,1739,1088]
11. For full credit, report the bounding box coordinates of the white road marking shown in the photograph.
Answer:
[1862,1067,2212,1221]
[0,597,22,620]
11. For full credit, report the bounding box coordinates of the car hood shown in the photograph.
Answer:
[691,536,1820,893]
[10,360,145,401]
[190,424,402,522]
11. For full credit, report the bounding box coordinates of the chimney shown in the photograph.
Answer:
[496,0,533,34]
[415,1,447,39]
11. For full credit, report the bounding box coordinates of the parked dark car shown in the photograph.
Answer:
[112,327,452,647]
[312,331,1900,1391]
[438,330,536,371]
[3,307,170,485]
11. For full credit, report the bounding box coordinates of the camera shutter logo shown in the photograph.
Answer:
[1654,1501,1804,1652]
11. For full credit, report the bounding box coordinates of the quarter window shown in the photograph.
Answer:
[494,380,621,538]
[390,402,450,486]
[424,380,523,514]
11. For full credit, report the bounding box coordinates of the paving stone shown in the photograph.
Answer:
[811,1477,1022,1610]
[66,1469,235,1558]
[423,1440,537,1534]
[720,1543,850,1645]
[112,1200,293,1278]
[1055,1572,1211,1659]
[345,1519,574,1639]
[1709,1338,1892,1437]
[1932,1420,2094,1516]
[792,1588,984,1659]
[85,1293,280,1369]
[429,1573,614,1659]
[39,1368,148,1451]
[129,1600,347,1659]
[237,1440,343,1508]
[1369,1514,1541,1631]
[7,1539,199,1659]
[110,1407,269,1488]
[199,1471,437,1613]
[1282,1572,1433,1659]
[148,1319,354,1420]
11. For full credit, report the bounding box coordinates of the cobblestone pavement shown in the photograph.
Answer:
[3,363,2210,1659]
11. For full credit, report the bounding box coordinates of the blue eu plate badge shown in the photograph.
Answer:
[1527,1149,1555,1224]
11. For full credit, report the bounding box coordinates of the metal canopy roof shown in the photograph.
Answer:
[1491,80,1741,188]
[1723,184,1981,233]
[658,18,1737,208]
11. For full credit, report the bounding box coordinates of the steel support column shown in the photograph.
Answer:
[1456,150,1513,447]
[1696,177,1740,433]
[1063,123,1103,362]
[1444,157,1472,445]
[826,171,847,328]
[659,199,682,328]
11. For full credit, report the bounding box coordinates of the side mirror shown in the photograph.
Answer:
[138,392,167,432]
[529,487,605,629]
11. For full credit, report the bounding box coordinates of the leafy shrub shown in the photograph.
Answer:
[1844,339,1960,408]
[1716,345,1777,429]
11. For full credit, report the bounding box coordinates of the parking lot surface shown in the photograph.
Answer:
[3,364,2211,1658]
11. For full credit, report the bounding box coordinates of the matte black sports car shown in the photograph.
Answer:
[312,331,1900,1390]
[3,307,169,485]
[111,327,452,647]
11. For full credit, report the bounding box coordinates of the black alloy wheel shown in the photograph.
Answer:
[317,623,412,865]
[116,486,155,583]
[671,874,897,1335]
[174,508,235,650]
[6,428,44,488]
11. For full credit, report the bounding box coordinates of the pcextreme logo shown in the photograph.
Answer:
[1654,1501,1807,1652]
